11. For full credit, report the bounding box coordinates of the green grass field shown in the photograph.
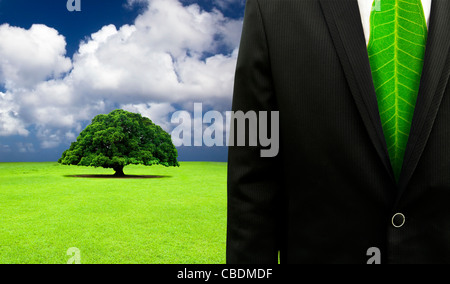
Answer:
[0,162,227,264]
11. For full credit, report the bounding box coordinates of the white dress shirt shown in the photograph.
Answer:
[357,0,432,45]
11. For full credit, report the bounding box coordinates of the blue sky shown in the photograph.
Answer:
[0,0,245,162]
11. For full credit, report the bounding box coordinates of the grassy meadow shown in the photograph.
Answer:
[0,162,227,264]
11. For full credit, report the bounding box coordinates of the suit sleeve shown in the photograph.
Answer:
[226,0,282,264]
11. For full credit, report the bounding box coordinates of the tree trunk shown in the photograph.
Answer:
[113,166,125,177]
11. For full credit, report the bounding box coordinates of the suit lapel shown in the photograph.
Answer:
[397,0,450,193]
[319,0,395,181]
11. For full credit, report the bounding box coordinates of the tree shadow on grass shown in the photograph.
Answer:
[64,174,172,179]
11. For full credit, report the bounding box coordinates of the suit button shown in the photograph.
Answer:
[392,213,406,228]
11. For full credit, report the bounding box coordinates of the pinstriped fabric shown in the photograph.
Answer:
[229,0,450,264]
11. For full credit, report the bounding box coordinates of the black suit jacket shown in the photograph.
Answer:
[227,0,450,264]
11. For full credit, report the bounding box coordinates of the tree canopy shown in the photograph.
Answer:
[58,109,179,176]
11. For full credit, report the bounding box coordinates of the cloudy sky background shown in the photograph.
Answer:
[0,0,245,162]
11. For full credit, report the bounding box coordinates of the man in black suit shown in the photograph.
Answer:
[227,0,450,264]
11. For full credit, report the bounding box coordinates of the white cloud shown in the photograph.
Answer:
[0,24,72,90]
[0,92,29,136]
[36,127,65,149]
[213,0,245,10]
[70,0,241,103]
[121,103,176,132]
[0,0,243,149]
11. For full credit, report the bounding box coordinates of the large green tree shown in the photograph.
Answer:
[59,109,179,176]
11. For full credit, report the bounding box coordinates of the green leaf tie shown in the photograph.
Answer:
[368,0,428,182]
